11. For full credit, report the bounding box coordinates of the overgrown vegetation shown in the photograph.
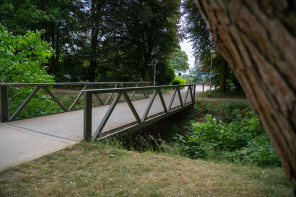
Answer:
[0,143,292,196]
[115,100,280,168]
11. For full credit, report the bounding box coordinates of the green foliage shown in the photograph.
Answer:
[183,1,242,92]
[173,102,280,167]
[0,26,61,119]
[169,47,189,73]
[156,65,175,85]
[0,25,54,83]
[1,0,181,83]
[171,78,186,85]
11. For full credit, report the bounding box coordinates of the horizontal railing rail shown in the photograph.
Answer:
[83,84,196,141]
[1,82,149,87]
[0,82,149,122]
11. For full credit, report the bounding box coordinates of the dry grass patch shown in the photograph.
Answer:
[0,142,293,197]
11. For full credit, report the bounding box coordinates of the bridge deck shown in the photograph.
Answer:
[0,85,206,170]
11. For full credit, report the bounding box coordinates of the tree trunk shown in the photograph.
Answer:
[89,26,98,82]
[144,53,152,82]
[219,59,228,92]
[194,0,296,188]
[89,0,98,82]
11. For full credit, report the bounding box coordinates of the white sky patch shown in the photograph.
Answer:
[180,39,195,73]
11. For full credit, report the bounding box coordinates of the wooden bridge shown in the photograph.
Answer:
[0,82,196,170]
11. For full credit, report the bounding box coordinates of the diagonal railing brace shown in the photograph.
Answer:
[177,87,184,107]
[157,89,168,113]
[141,90,157,122]
[183,86,190,104]
[9,86,41,121]
[69,85,87,111]
[168,88,177,111]
[123,92,141,123]
[92,92,122,141]
[42,86,67,112]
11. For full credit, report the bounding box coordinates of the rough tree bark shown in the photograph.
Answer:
[193,0,296,188]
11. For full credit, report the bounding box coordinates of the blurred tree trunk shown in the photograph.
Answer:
[219,59,228,92]
[193,0,296,188]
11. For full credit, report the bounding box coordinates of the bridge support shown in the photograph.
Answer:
[84,92,92,141]
[0,85,8,122]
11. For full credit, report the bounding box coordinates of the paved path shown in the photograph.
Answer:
[0,86,195,171]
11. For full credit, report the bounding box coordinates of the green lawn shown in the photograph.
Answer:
[0,142,293,197]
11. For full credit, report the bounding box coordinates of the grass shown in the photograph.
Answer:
[200,88,246,99]
[188,100,252,123]
[0,142,293,197]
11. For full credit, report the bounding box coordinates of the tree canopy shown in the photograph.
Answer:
[0,0,181,84]
[169,48,190,73]
[0,25,54,83]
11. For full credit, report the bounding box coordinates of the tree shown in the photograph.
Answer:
[0,25,61,118]
[183,0,231,92]
[193,0,296,188]
[169,47,190,73]
[0,25,54,83]
[103,0,181,82]
[0,0,85,76]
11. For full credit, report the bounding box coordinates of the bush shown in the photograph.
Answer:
[0,25,62,119]
[171,78,186,85]
[173,114,280,167]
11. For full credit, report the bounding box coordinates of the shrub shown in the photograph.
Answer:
[171,78,186,85]
[0,25,62,119]
[173,114,280,167]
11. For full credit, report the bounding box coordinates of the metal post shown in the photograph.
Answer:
[84,91,92,141]
[209,49,213,97]
[193,85,196,103]
[154,64,156,86]
[0,85,8,122]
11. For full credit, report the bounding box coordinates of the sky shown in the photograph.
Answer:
[180,39,195,72]
[179,14,195,73]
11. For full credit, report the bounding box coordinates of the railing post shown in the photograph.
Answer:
[84,91,92,141]
[193,85,196,103]
[0,85,8,122]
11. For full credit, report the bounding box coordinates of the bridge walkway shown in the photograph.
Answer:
[0,85,196,170]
